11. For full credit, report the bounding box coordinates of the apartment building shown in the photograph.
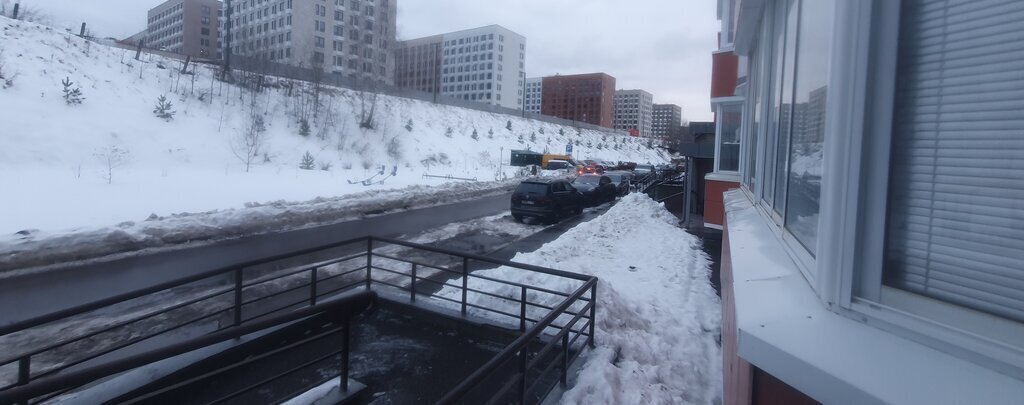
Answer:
[524,77,542,114]
[613,89,653,137]
[146,0,222,58]
[541,73,616,128]
[223,0,397,85]
[713,0,1024,403]
[394,25,527,109]
[393,35,442,93]
[652,103,682,138]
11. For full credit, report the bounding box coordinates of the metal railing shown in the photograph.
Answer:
[0,236,598,404]
[0,291,376,405]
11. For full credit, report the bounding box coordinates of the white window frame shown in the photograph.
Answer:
[713,98,744,174]
[817,0,1024,379]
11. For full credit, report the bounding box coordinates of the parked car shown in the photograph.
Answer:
[572,174,617,205]
[581,163,605,174]
[510,178,585,223]
[603,171,632,196]
[545,159,573,171]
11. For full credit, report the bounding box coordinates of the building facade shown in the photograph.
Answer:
[716,0,1024,403]
[393,35,442,93]
[541,73,616,128]
[524,77,542,114]
[393,25,526,109]
[223,0,397,85]
[613,89,653,137]
[652,103,682,139]
[146,0,222,58]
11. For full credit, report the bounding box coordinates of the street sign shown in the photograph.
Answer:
[566,143,573,154]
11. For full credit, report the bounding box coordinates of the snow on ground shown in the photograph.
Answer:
[435,194,723,404]
[0,17,666,254]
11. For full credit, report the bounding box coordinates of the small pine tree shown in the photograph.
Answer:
[471,129,479,140]
[517,134,524,143]
[586,141,593,148]
[61,77,84,105]
[559,128,565,136]
[445,127,453,138]
[488,128,494,139]
[506,120,512,131]
[153,95,175,121]
[300,151,316,170]
[529,132,536,142]
[539,128,545,134]
[405,119,413,132]
[299,119,311,137]
[319,161,333,171]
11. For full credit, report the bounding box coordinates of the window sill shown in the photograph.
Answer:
[705,172,741,182]
[723,190,1024,404]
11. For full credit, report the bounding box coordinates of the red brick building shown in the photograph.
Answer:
[540,73,616,128]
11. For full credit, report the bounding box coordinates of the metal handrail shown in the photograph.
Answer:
[0,291,376,404]
[2,235,600,404]
[0,235,372,336]
[435,278,597,404]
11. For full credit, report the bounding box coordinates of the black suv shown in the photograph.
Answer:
[510,178,585,223]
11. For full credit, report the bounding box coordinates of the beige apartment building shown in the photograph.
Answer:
[146,0,222,58]
[223,0,397,85]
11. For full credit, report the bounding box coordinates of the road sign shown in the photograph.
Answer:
[566,143,573,154]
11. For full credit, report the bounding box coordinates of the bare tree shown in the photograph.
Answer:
[231,112,268,172]
[94,144,130,184]
[358,79,379,130]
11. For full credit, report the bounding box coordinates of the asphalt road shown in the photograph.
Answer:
[0,193,512,329]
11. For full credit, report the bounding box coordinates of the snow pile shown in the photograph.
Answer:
[0,16,666,243]
[436,194,722,404]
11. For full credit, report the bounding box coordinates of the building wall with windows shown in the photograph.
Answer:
[524,77,542,114]
[541,73,616,129]
[223,0,397,85]
[613,89,654,138]
[652,103,682,139]
[394,25,526,109]
[393,35,442,93]
[147,0,222,58]
[719,0,1024,403]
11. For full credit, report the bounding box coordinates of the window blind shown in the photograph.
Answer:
[885,0,1024,322]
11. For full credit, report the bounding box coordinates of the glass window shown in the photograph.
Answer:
[783,0,834,256]
[762,0,788,207]
[772,0,799,215]
[883,0,1024,322]
[719,103,742,172]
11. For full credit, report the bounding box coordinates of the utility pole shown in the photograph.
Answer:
[79,22,87,37]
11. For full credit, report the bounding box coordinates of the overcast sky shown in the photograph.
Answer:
[31,0,718,121]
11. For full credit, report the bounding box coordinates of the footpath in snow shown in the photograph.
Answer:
[436,194,723,404]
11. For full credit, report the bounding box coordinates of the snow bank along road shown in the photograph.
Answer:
[436,194,723,404]
[0,187,518,328]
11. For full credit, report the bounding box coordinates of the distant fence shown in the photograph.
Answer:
[102,40,628,137]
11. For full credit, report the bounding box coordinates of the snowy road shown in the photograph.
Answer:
[0,193,513,328]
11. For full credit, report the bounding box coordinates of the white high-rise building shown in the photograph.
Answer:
[613,89,654,137]
[524,77,542,114]
[222,0,397,85]
[395,25,526,109]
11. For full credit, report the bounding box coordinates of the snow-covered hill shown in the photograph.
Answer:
[0,17,666,238]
